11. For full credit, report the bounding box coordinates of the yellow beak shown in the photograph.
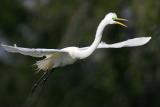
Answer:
[115,18,128,27]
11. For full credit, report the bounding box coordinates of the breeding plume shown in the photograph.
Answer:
[1,13,151,93]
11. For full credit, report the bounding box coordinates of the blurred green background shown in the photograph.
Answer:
[0,0,160,107]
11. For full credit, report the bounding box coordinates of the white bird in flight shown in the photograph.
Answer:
[1,13,151,93]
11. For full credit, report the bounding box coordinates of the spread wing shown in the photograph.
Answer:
[1,44,68,57]
[1,37,151,57]
[98,37,151,48]
[79,37,151,50]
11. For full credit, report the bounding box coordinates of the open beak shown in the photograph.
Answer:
[115,18,128,27]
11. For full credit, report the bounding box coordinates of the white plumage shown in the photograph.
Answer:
[1,13,151,71]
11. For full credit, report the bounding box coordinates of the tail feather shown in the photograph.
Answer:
[35,57,54,72]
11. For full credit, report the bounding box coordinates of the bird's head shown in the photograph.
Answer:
[103,12,128,27]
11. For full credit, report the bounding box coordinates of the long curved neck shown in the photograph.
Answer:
[79,19,109,59]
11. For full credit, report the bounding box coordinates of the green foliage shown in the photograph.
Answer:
[0,0,160,107]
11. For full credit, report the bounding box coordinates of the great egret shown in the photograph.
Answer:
[1,13,151,93]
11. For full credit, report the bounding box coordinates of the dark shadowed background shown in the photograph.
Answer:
[0,0,160,107]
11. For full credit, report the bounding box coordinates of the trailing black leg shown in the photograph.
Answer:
[31,68,55,94]
[38,69,55,94]
[23,69,56,107]
[31,72,48,94]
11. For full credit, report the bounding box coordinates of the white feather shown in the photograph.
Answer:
[1,44,67,57]
[98,37,151,48]
[1,13,152,71]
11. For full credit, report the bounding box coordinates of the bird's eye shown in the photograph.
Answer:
[112,17,116,20]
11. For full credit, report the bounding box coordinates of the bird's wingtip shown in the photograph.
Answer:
[148,37,152,40]
[0,44,6,47]
[146,36,152,40]
[145,36,152,43]
[1,44,18,48]
[140,37,152,45]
